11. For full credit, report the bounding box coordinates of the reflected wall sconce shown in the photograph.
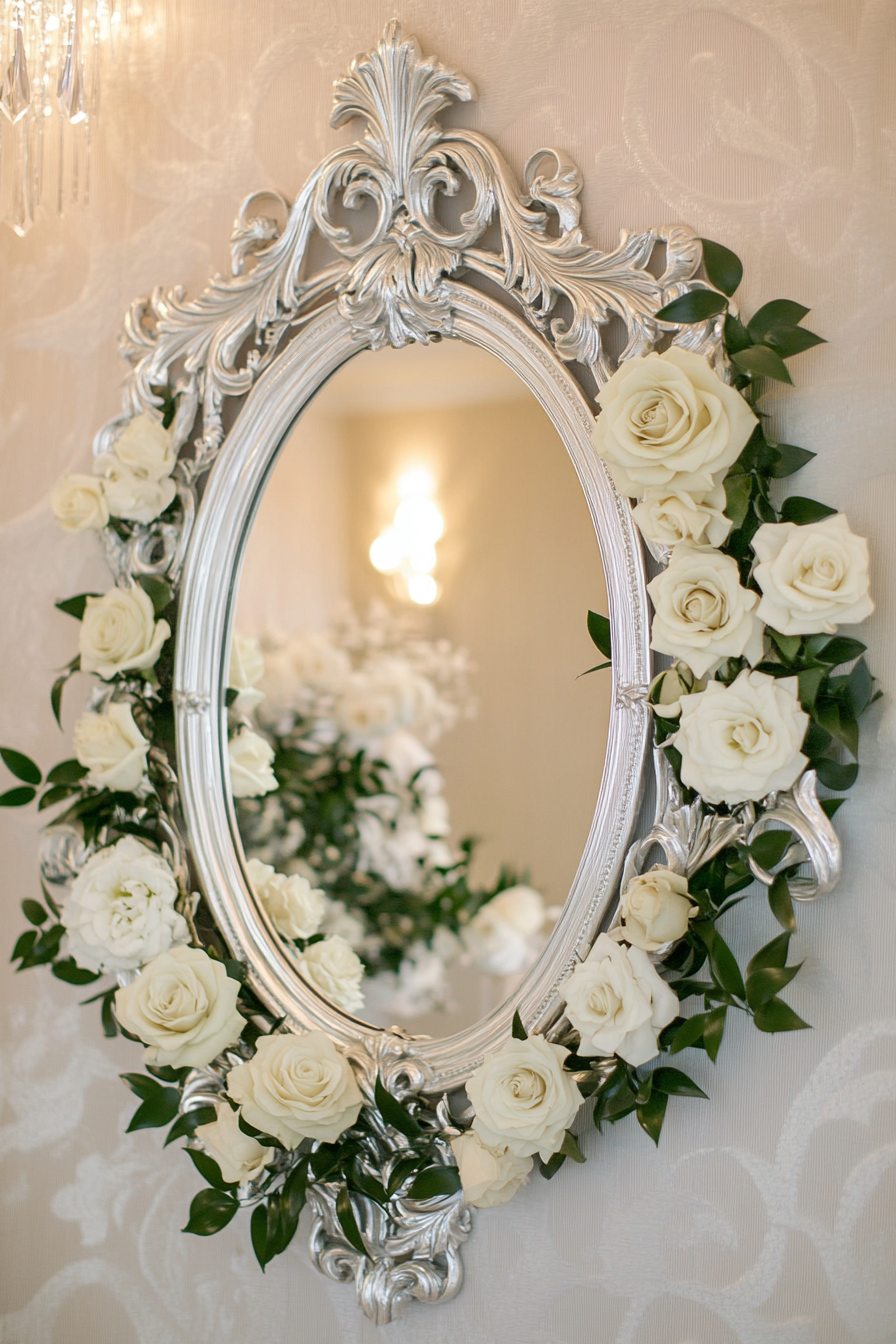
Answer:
[369,467,443,605]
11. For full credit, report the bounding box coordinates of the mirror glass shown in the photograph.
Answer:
[229,337,609,1038]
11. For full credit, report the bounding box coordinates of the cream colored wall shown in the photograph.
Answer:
[1,5,894,1343]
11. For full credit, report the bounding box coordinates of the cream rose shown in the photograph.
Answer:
[228,727,278,798]
[633,483,732,551]
[229,633,265,712]
[752,514,874,636]
[72,702,149,791]
[562,933,679,1066]
[672,670,809,805]
[618,868,695,953]
[94,457,177,524]
[449,1131,533,1209]
[592,347,757,499]
[297,935,365,1014]
[62,836,188,974]
[647,544,764,678]
[466,1034,581,1162]
[50,474,109,533]
[194,1101,274,1186]
[226,1030,363,1147]
[463,886,546,976]
[112,413,176,481]
[246,857,325,941]
[647,663,703,719]
[79,586,170,680]
[115,944,245,1068]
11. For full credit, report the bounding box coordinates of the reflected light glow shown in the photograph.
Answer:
[369,467,444,603]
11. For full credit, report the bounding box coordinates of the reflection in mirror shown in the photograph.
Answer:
[229,338,609,1038]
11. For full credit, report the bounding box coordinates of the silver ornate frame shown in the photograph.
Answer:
[90,22,840,1323]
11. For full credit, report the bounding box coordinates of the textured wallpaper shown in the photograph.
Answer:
[1,3,895,1341]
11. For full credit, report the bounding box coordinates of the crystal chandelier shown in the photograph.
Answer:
[0,0,135,235]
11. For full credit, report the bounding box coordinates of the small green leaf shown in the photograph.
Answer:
[0,786,37,807]
[138,575,173,615]
[182,1187,239,1236]
[731,344,793,384]
[746,932,792,976]
[45,758,89,786]
[538,1150,567,1179]
[38,784,82,811]
[747,299,810,334]
[636,1089,668,1146]
[125,1081,181,1132]
[779,496,838,525]
[749,828,793,871]
[746,963,803,1011]
[813,757,858,791]
[762,326,826,359]
[348,1169,390,1208]
[667,1013,710,1055]
[225,687,240,708]
[250,1202,269,1269]
[21,899,48,926]
[655,290,729,324]
[0,748,42,785]
[798,666,827,709]
[699,238,743,297]
[164,1106,217,1147]
[724,473,752,529]
[768,873,796,932]
[407,1165,463,1200]
[820,798,845,820]
[586,610,612,660]
[753,997,811,1033]
[186,1147,237,1192]
[769,630,803,663]
[11,929,38,962]
[373,1075,423,1140]
[51,957,101,985]
[808,636,866,666]
[723,312,752,354]
[335,1186,367,1256]
[386,1154,422,1197]
[511,1009,528,1040]
[55,593,101,620]
[703,1006,727,1062]
[558,1130,586,1163]
[650,1066,708,1099]
[768,444,817,478]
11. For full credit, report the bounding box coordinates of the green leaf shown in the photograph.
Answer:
[768,873,796,932]
[749,828,793,871]
[586,610,612,660]
[164,1106,217,1147]
[558,1130,586,1163]
[655,290,729,324]
[636,1089,669,1145]
[55,593,101,621]
[813,757,858,791]
[407,1165,463,1200]
[538,1150,567,1179]
[335,1186,367,1256]
[694,924,745,1001]
[746,963,803,1011]
[138,575,173,615]
[11,929,38,962]
[798,666,827,710]
[730,344,793,384]
[724,473,752,529]
[779,496,838,525]
[699,238,743,297]
[0,748,42,785]
[250,1202,269,1269]
[38,784,82,811]
[746,932,792,976]
[237,1112,283,1149]
[747,299,810,334]
[667,1013,710,1055]
[21,899,48,926]
[51,957,101,985]
[577,661,612,678]
[762,326,826,359]
[511,1009,528,1040]
[820,797,846,820]
[182,1187,239,1236]
[768,444,816,478]
[848,657,874,715]
[650,1066,708,1099]
[387,1154,422,1197]
[283,1159,310,1221]
[703,1006,727,1062]
[125,1082,181,1132]
[348,1169,390,1208]
[808,636,866,666]
[186,1147,237,1192]
[45,758,89,786]
[0,786,37,807]
[753,997,811,1033]
[373,1075,423,1140]
[723,312,752,354]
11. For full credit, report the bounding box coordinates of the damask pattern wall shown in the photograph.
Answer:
[1,3,894,1341]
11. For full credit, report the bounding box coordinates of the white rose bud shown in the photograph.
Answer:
[591,347,757,499]
[194,1101,275,1186]
[229,633,266,712]
[297,934,365,1014]
[647,663,703,719]
[752,514,874,636]
[562,933,679,1066]
[246,857,326,941]
[226,1030,363,1148]
[618,868,696,952]
[466,1034,581,1162]
[228,727,278,798]
[647,544,764,679]
[94,456,176,524]
[50,474,110,533]
[633,483,732,551]
[61,836,188,974]
[449,1131,533,1209]
[79,586,170,680]
[72,702,149,791]
[672,669,809,805]
[115,944,245,1068]
[112,413,176,481]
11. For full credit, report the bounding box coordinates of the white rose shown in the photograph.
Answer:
[50,474,109,533]
[228,727,278,798]
[72,702,149,791]
[617,868,696,952]
[450,1131,533,1209]
[647,663,704,719]
[672,669,809,805]
[79,586,170,680]
[246,857,326,940]
[562,933,679,1066]
[115,944,245,1068]
[194,1101,274,1186]
[297,935,365,1014]
[466,1034,581,1162]
[633,482,732,551]
[463,886,546,977]
[61,836,188,974]
[287,633,351,690]
[647,544,764,678]
[752,514,874,636]
[319,898,367,950]
[111,413,176,480]
[229,633,265,712]
[591,347,757,499]
[226,1030,363,1147]
[93,456,177,524]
